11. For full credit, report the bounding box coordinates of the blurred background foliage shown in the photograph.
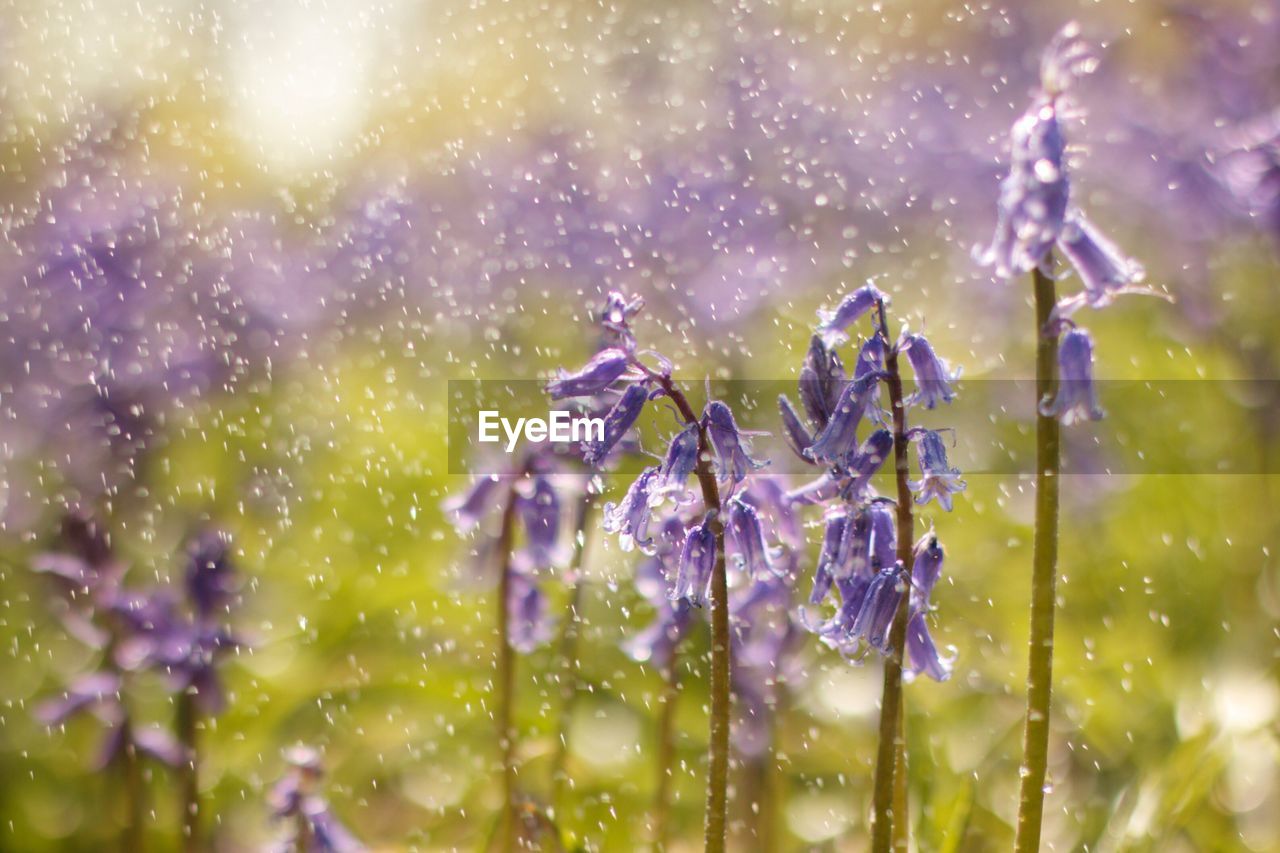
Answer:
[1,0,1279,850]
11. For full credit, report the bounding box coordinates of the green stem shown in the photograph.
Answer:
[871,300,915,852]
[495,479,523,852]
[1014,265,1061,852]
[655,375,729,853]
[549,492,595,819]
[653,659,680,851]
[121,720,145,853]
[176,691,199,853]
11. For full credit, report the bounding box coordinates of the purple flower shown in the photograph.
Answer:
[798,336,846,430]
[508,568,553,653]
[862,499,898,574]
[1054,213,1148,312]
[625,549,695,670]
[844,428,894,498]
[702,401,766,487]
[35,671,123,726]
[902,334,958,409]
[777,395,814,461]
[584,383,649,465]
[599,291,645,351]
[905,611,952,683]
[670,517,717,607]
[515,474,563,569]
[909,533,945,611]
[784,471,843,506]
[816,283,885,345]
[1040,327,1104,425]
[804,372,881,465]
[849,563,906,654]
[652,423,700,504]
[546,348,632,399]
[726,496,778,580]
[852,335,887,423]
[442,475,505,532]
[270,746,365,853]
[602,467,659,552]
[909,430,966,511]
[185,529,236,619]
[809,510,848,605]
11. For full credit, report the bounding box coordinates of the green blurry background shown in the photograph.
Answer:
[2,0,1279,850]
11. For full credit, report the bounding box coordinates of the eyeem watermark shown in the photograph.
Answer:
[478,410,605,453]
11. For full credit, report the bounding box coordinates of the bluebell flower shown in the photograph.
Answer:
[909,533,944,611]
[902,333,958,408]
[785,471,843,506]
[507,567,553,653]
[726,496,779,580]
[442,474,505,532]
[270,746,366,853]
[809,510,848,605]
[844,428,894,497]
[185,528,237,620]
[909,429,966,511]
[1054,213,1150,312]
[624,538,694,670]
[853,335,887,423]
[816,283,885,345]
[849,563,906,654]
[599,291,645,351]
[651,423,700,504]
[702,400,767,487]
[602,467,659,552]
[904,534,952,683]
[515,474,563,569]
[546,348,632,399]
[777,394,814,461]
[670,517,717,607]
[862,499,898,575]
[798,336,846,430]
[804,372,882,464]
[584,382,649,465]
[1040,327,1104,425]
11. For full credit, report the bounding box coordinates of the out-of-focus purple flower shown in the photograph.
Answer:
[670,518,717,608]
[816,283,885,345]
[902,334,958,409]
[546,348,632,399]
[599,291,645,351]
[508,568,553,653]
[785,471,843,506]
[909,430,966,511]
[726,496,778,581]
[809,510,848,605]
[1040,327,1104,425]
[844,428,894,497]
[849,564,906,654]
[442,475,505,533]
[35,671,123,726]
[804,372,881,465]
[270,746,366,853]
[625,538,695,670]
[798,336,846,430]
[652,424,700,504]
[584,383,649,465]
[740,478,803,552]
[777,395,814,461]
[602,467,659,552]
[978,24,1095,278]
[515,474,564,569]
[702,401,767,487]
[185,529,237,620]
[1053,212,1161,316]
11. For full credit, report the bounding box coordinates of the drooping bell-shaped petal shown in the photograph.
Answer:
[809,510,847,605]
[602,467,659,552]
[863,500,898,574]
[35,671,123,726]
[515,474,562,569]
[909,430,966,511]
[798,336,846,430]
[853,335,887,423]
[902,334,958,409]
[777,395,814,462]
[132,724,185,767]
[583,382,648,465]
[804,372,881,465]
[185,529,236,619]
[741,477,803,550]
[599,291,645,351]
[623,597,694,671]
[909,533,945,612]
[546,348,631,399]
[507,568,553,653]
[816,283,885,345]
[651,423,700,504]
[442,474,504,533]
[845,428,894,498]
[670,518,717,608]
[1040,327,1104,425]
[784,471,842,506]
[905,610,953,683]
[726,496,778,581]
[850,564,906,653]
[1054,213,1148,311]
[703,401,767,487]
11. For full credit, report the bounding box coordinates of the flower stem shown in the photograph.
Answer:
[655,375,729,853]
[176,691,199,853]
[550,491,595,819]
[871,299,915,852]
[1014,265,1061,851]
[495,479,523,852]
[653,659,680,851]
[121,721,145,853]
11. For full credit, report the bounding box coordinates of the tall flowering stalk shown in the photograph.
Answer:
[978,23,1167,851]
[549,292,768,851]
[782,286,961,850]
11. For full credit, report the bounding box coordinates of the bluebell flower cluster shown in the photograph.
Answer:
[978,22,1163,426]
[269,745,365,853]
[781,290,958,681]
[32,511,243,767]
